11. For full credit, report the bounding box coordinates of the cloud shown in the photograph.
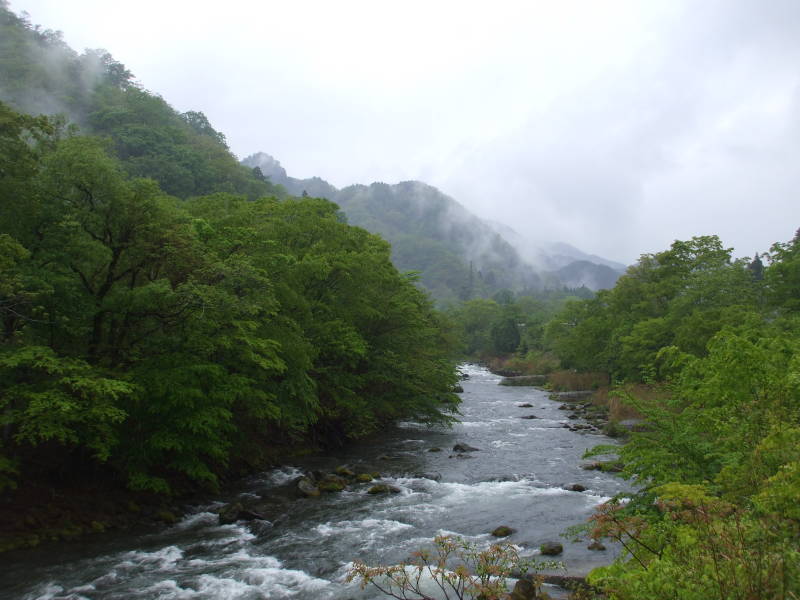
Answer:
[11,0,800,263]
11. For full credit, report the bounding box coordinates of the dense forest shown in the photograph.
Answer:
[0,4,458,503]
[529,235,800,598]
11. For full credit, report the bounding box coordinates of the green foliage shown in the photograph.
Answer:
[562,232,800,599]
[0,97,460,496]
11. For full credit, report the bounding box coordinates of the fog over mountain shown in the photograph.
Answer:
[244,152,623,299]
[10,0,798,265]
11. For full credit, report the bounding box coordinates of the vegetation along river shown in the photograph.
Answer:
[1,365,632,599]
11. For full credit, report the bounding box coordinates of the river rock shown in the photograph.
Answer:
[217,502,267,525]
[452,443,480,452]
[540,541,563,556]
[565,484,587,492]
[588,540,606,551]
[519,414,538,419]
[508,576,539,599]
[453,384,464,393]
[491,525,515,537]
[356,473,373,482]
[318,474,347,492]
[295,476,321,497]
[367,484,402,495]
[335,466,355,478]
[517,403,534,408]
[427,447,442,452]
[218,502,244,525]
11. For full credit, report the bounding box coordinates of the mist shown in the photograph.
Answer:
[9,0,800,263]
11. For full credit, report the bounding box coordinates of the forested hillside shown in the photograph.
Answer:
[243,152,625,304]
[0,3,458,506]
[539,234,800,598]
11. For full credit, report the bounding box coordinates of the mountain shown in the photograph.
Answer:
[243,152,337,199]
[555,260,624,290]
[242,152,625,300]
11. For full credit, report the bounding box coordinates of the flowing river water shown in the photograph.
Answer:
[1,365,632,599]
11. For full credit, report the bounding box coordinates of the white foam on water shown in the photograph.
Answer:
[508,432,529,437]
[435,479,535,506]
[264,466,304,486]
[172,511,219,531]
[123,545,184,571]
[314,518,413,538]
[490,440,516,448]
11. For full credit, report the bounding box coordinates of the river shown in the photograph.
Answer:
[1,364,631,599]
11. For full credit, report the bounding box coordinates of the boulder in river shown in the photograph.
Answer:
[491,525,515,537]
[452,443,480,452]
[335,466,355,478]
[565,483,587,492]
[356,473,373,482]
[508,575,539,599]
[517,403,534,408]
[217,502,267,525]
[588,540,606,551]
[295,476,321,497]
[427,447,442,452]
[539,541,563,556]
[453,384,464,393]
[519,414,538,419]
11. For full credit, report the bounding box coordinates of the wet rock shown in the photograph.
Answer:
[517,403,534,408]
[539,541,563,556]
[452,443,480,452]
[295,477,321,497]
[453,384,464,393]
[335,466,355,478]
[508,575,538,599]
[491,525,515,537]
[588,540,606,551]
[356,473,374,482]
[427,447,442,452]
[567,414,579,420]
[218,502,244,525]
[459,371,470,380]
[367,484,402,495]
[218,503,265,525]
[581,462,602,471]
[376,454,391,461]
[519,414,538,419]
[318,474,347,492]
[565,484,587,492]
[557,404,568,410]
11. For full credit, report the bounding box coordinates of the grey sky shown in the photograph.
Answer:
[10,0,800,264]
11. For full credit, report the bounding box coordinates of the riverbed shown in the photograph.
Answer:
[1,364,631,599]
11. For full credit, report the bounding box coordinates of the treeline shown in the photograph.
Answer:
[445,288,592,358]
[0,111,458,496]
[541,236,800,598]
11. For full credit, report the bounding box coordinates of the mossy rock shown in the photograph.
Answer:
[356,473,374,482]
[90,520,107,533]
[335,466,355,478]
[318,480,345,493]
[540,541,563,555]
[156,510,178,524]
[491,525,515,537]
[427,447,442,452]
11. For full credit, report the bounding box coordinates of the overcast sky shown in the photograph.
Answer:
[10,0,800,263]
